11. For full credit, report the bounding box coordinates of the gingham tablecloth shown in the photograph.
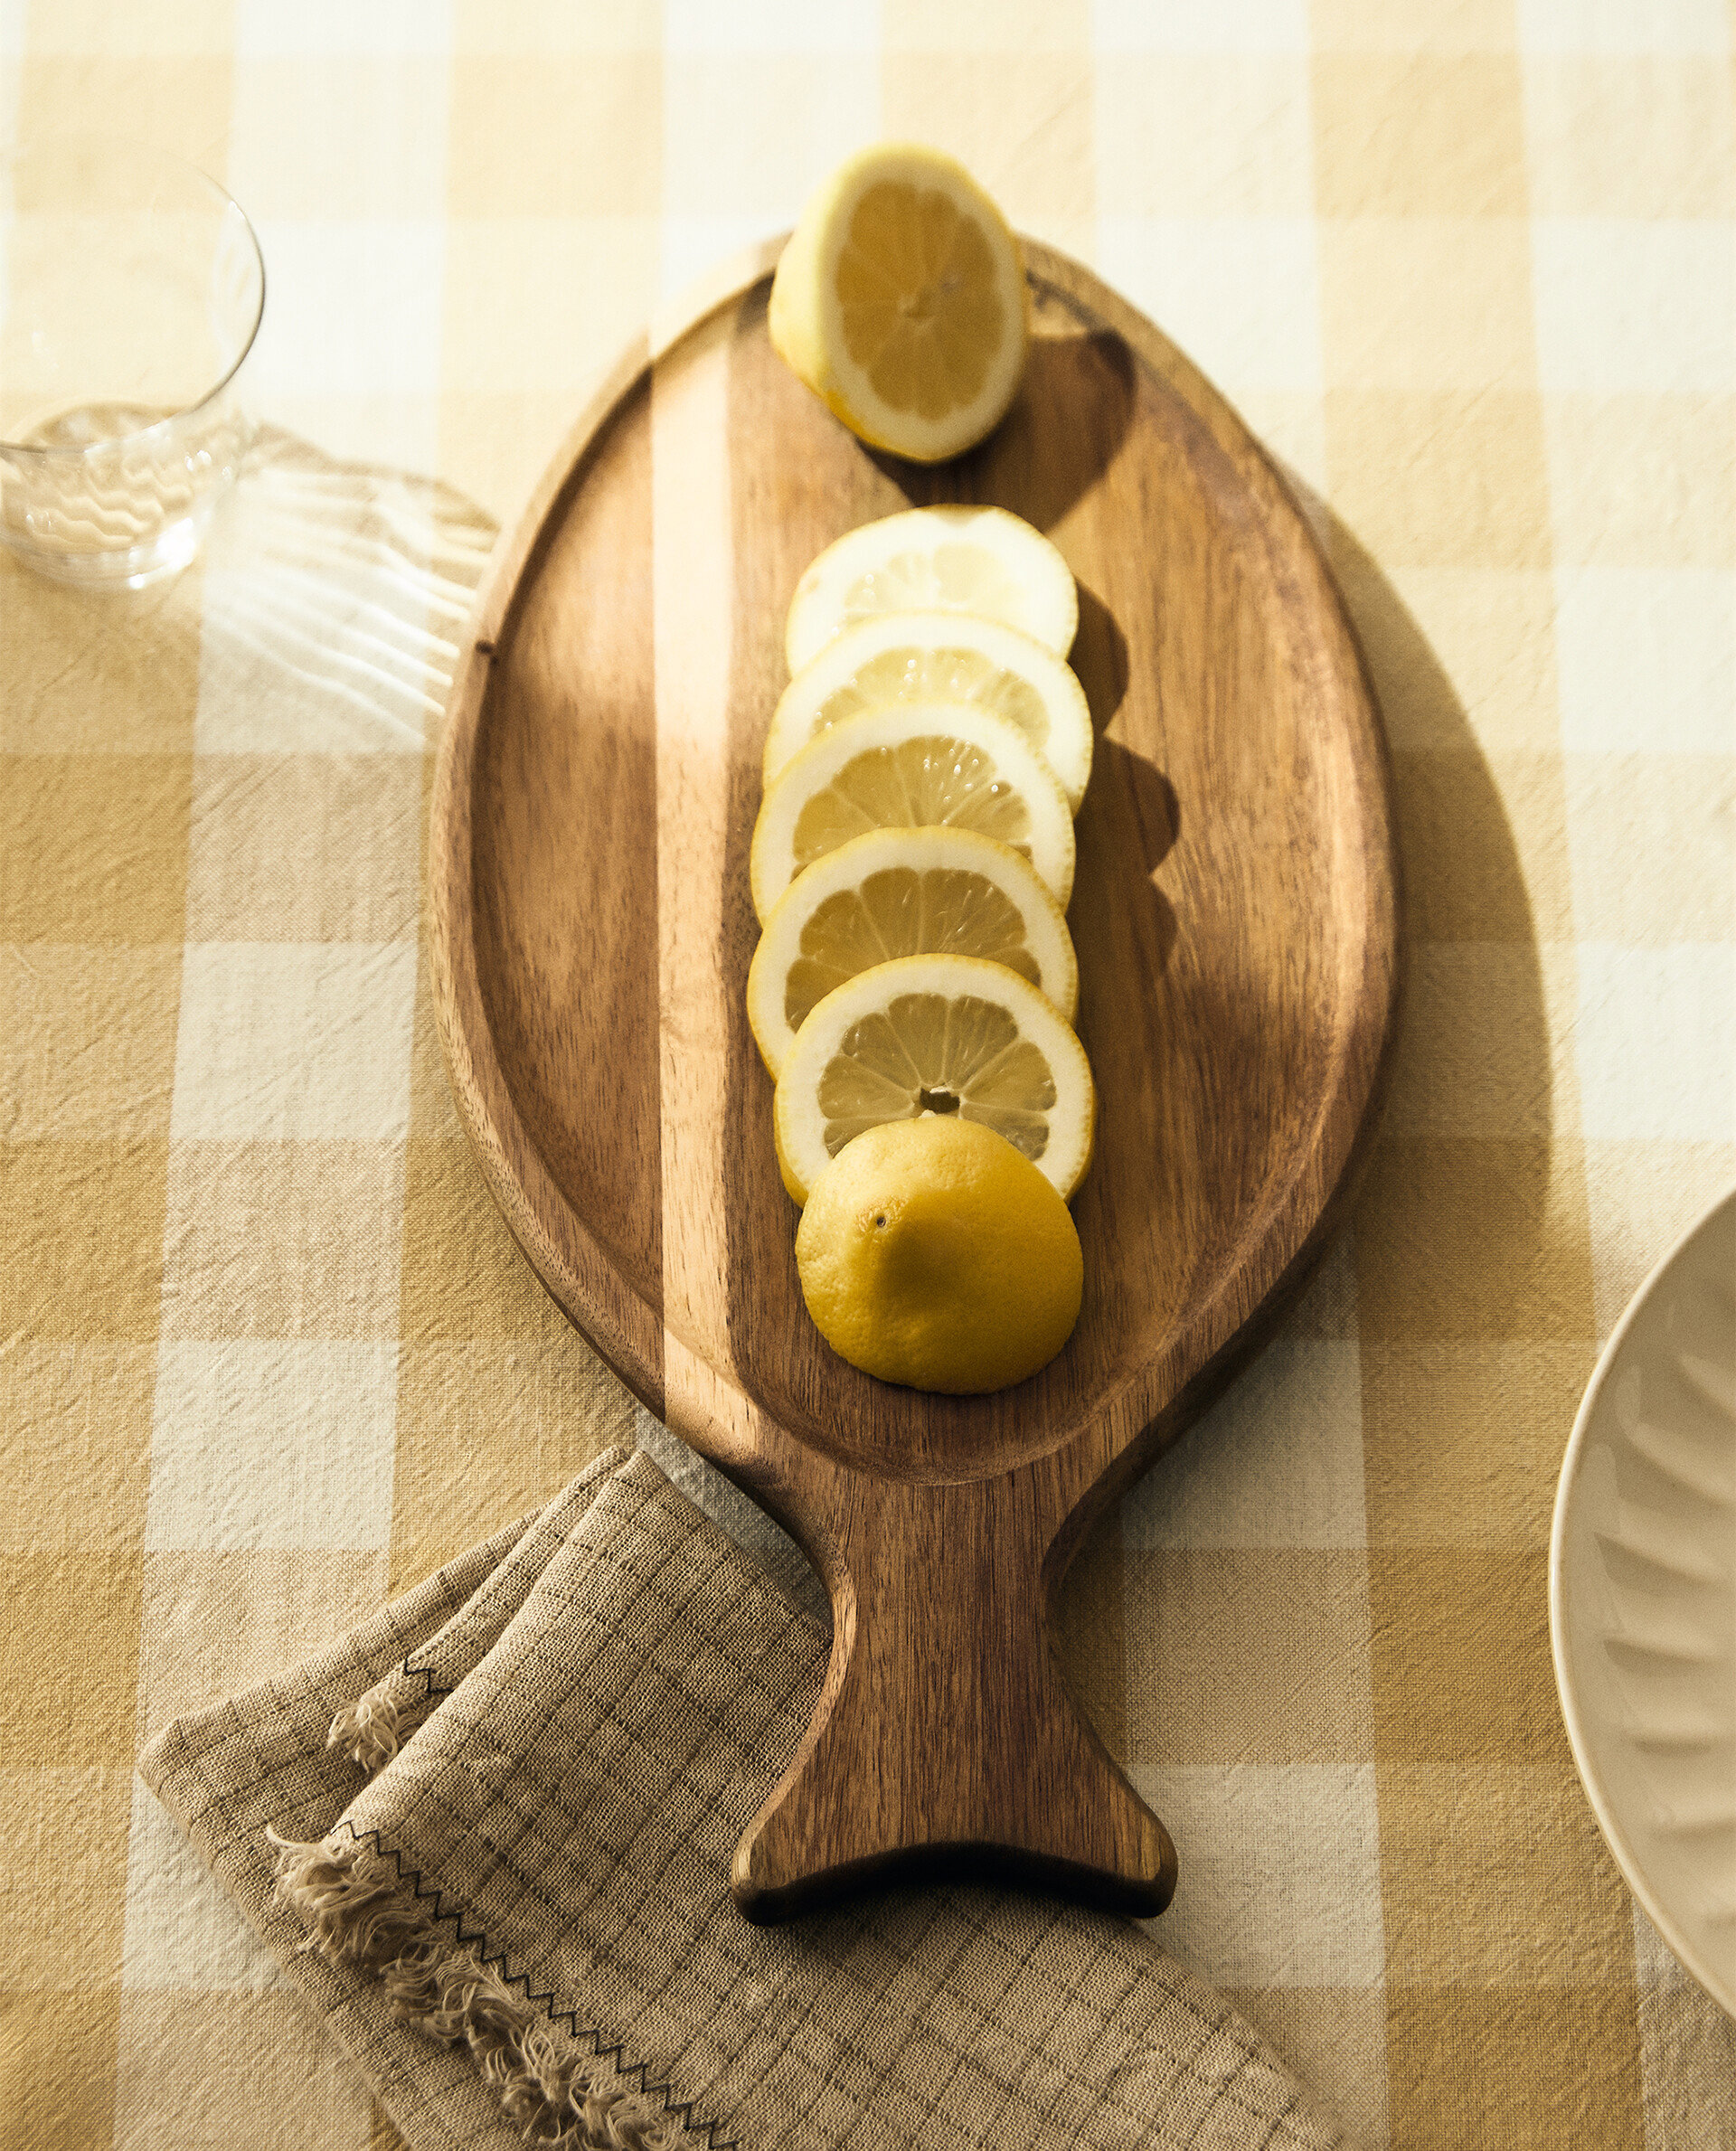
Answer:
[3,5,1733,2146]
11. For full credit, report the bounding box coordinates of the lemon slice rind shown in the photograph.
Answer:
[773,951,1096,1206]
[749,699,1076,924]
[747,824,1079,1078]
[784,505,1077,675]
[764,608,1094,811]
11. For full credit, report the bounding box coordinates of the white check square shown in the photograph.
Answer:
[146,1340,397,1552]
[660,216,788,308]
[1134,1763,1384,1988]
[1552,568,1734,755]
[1122,1339,1366,1550]
[1533,221,1735,393]
[663,62,880,224]
[1094,0,1308,52]
[170,943,416,1142]
[245,219,446,401]
[665,0,880,52]
[1097,217,1322,393]
[1576,943,1736,1142]
[229,56,450,225]
[237,0,453,55]
[1518,0,1729,52]
[122,1778,286,1994]
[1633,1904,1698,1989]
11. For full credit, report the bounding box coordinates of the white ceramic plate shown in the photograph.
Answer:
[1551,1185,1736,2015]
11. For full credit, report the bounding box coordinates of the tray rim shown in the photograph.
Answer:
[429,232,1406,1514]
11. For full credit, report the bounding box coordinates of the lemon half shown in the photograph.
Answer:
[784,505,1077,676]
[749,701,1076,924]
[773,951,1096,1205]
[769,143,1029,465]
[795,1117,1083,1393]
[764,609,1095,812]
[747,825,1078,1078]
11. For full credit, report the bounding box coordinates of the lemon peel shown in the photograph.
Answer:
[784,505,1077,675]
[795,1116,1082,1392]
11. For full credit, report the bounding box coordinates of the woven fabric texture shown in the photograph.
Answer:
[139,1448,1338,2151]
[2,3,1733,2147]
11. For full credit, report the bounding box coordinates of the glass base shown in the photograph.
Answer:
[3,498,213,591]
[1,392,253,593]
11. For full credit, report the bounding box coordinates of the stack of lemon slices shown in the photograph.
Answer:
[751,143,1099,1394]
[747,502,1099,1393]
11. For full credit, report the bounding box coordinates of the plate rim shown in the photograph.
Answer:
[1549,1177,1736,2019]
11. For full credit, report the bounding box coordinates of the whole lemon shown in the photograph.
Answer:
[794,1116,1083,1393]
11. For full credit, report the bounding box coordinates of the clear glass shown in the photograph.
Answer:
[0,137,266,590]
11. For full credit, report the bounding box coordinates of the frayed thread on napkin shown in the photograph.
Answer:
[327,1681,406,1772]
[269,1829,692,2151]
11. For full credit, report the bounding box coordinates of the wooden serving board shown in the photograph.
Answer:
[431,239,1401,1924]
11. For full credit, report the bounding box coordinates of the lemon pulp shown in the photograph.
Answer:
[763,611,1095,809]
[841,544,1024,628]
[769,145,1028,464]
[783,507,1078,675]
[835,180,1004,420]
[792,866,1038,1016]
[774,952,1095,1204]
[746,825,1077,1078]
[750,702,1075,922]
[819,989,1056,1165]
[792,730,1031,867]
[817,642,1043,740]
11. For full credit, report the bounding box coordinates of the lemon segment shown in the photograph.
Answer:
[773,951,1095,1205]
[764,609,1094,812]
[749,701,1075,924]
[769,143,1029,465]
[784,505,1077,676]
[796,1117,1082,1392]
[746,825,1078,1078]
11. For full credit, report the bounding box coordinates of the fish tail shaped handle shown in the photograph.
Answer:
[731,1472,1175,1923]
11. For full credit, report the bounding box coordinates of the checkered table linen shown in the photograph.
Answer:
[138,1447,1338,2151]
[2,2,1733,2146]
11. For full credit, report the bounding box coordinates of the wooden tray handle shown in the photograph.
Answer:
[731,1470,1176,1923]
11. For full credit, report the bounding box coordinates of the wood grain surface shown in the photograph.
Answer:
[430,239,1402,1922]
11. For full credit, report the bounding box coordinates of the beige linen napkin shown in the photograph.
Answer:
[137,1446,1339,2151]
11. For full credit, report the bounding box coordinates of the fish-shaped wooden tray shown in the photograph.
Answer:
[430,238,1401,1923]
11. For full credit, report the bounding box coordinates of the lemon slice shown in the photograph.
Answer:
[769,142,1029,465]
[774,952,1095,1205]
[747,825,1078,1078]
[764,609,1094,812]
[749,701,1075,924]
[784,505,1077,676]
